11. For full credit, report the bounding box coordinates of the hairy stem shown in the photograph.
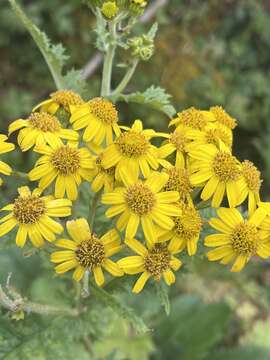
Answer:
[112,58,139,97]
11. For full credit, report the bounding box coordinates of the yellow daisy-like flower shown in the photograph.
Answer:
[189,143,242,208]
[70,97,121,145]
[0,186,71,248]
[157,202,202,256]
[237,160,262,215]
[33,90,84,115]
[169,107,209,130]
[89,152,116,193]
[29,140,94,200]
[117,238,182,293]
[209,106,237,130]
[8,112,79,151]
[205,207,269,272]
[0,135,15,182]
[101,1,119,18]
[162,166,193,203]
[101,120,159,181]
[159,127,190,168]
[185,122,233,149]
[51,218,123,284]
[102,172,180,245]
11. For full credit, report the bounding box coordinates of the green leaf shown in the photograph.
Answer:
[155,295,231,360]
[89,281,149,334]
[116,86,176,118]
[8,0,86,94]
[207,347,270,360]
[95,8,109,52]
[147,22,158,40]
[155,282,170,316]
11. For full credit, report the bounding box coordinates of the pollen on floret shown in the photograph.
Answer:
[29,112,61,132]
[51,146,80,175]
[96,154,115,176]
[169,130,188,152]
[101,1,119,18]
[89,97,118,125]
[13,195,46,224]
[144,243,171,278]
[231,222,258,256]
[125,183,156,216]
[212,151,240,182]
[242,160,262,192]
[205,127,232,148]
[176,107,207,130]
[173,204,202,241]
[50,90,84,111]
[163,167,192,201]
[75,234,105,268]
[210,106,237,129]
[115,131,150,158]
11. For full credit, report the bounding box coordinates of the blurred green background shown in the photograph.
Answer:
[2,0,270,359]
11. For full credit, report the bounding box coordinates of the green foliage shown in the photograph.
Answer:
[155,282,170,316]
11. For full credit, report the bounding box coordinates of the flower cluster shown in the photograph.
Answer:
[2,89,270,293]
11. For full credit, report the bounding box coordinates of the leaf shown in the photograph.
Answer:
[8,0,86,94]
[147,22,158,40]
[116,86,176,118]
[95,8,109,52]
[89,281,149,334]
[207,347,270,360]
[154,295,231,360]
[155,282,170,316]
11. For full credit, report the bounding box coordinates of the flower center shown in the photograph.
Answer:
[115,131,150,158]
[101,1,118,18]
[173,205,202,240]
[50,90,84,111]
[13,195,46,224]
[29,112,61,132]
[205,128,232,148]
[210,106,237,129]
[169,130,188,152]
[89,97,118,125]
[144,244,171,277]
[212,151,240,182]
[51,146,80,175]
[96,155,115,177]
[125,183,156,216]
[242,160,262,192]
[163,167,192,200]
[177,107,207,130]
[231,222,259,255]
[75,235,105,269]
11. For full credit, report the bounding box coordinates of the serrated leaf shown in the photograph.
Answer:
[115,86,176,117]
[95,8,109,52]
[155,282,170,316]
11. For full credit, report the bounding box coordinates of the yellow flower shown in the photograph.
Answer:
[0,135,15,182]
[70,97,120,145]
[185,122,233,149]
[156,202,202,256]
[102,172,180,245]
[89,152,116,193]
[189,143,243,208]
[209,106,237,130]
[159,127,190,168]
[33,90,84,115]
[162,165,193,203]
[169,107,209,130]
[237,160,262,215]
[117,238,182,293]
[205,207,269,272]
[51,218,123,284]
[101,120,159,181]
[8,112,79,151]
[0,186,71,248]
[29,140,94,200]
[101,1,119,18]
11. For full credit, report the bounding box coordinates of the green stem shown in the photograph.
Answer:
[81,271,90,298]
[12,170,29,181]
[112,58,139,97]
[88,190,102,230]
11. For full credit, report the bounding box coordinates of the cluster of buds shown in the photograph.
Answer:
[128,34,155,61]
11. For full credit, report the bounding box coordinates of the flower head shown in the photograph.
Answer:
[29,140,94,200]
[169,107,208,131]
[0,134,15,182]
[118,238,182,293]
[163,166,193,202]
[102,172,181,245]
[51,218,123,284]
[33,90,84,115]
[101,1,119,18]
[90,152,116,193]
[101,120,159,181]
[9,112,79,151]
[205,207,269,272]
[70,97,120,145]
[189,143,243,208]
[210,106,237,130]
[0,186,71,248]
